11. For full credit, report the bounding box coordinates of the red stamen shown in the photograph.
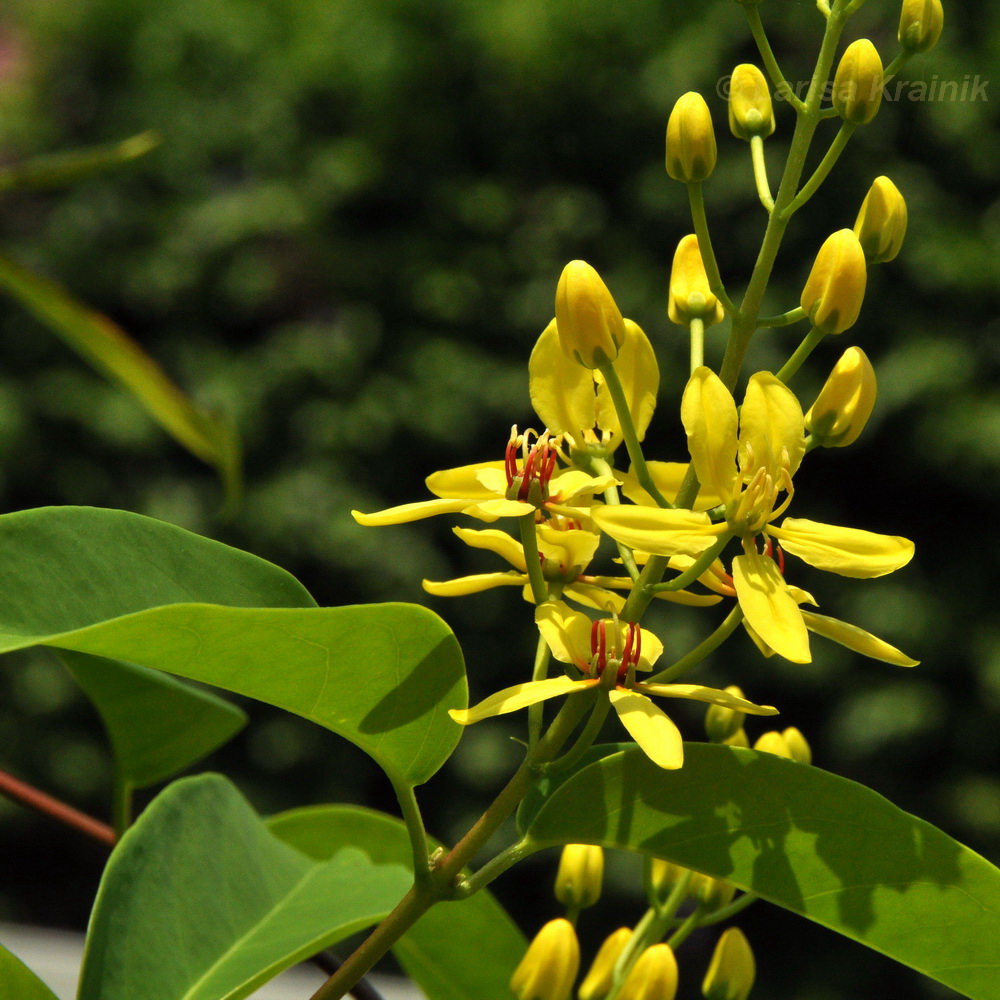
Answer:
[776,542,786,576]
[590,619,600,659]
[505,438,518,486]
[618,623,635,684]
[596,620,607,674]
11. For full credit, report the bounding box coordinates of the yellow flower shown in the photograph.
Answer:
[352,427,616,527]
[529,318,658,459]
[668,235,725,328]
[448,601,777,770]
[832,39,884,125]
[555,260,625,369]
[593,368,914,664]
[728,63,775,141]
[666,92,717,183]
[510,918,580,1000]
[703,928,755,1000]
[423,522,720,612]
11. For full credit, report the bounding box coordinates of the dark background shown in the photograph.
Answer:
[0,1,996,997]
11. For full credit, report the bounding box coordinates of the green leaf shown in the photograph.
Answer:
[0,254,241,502]
[0,508,466,786]
[523,744,1000,1000]
[79,774,413,1000]
[270,805,524,1000]
[59,649,247,789]
[0,131,160,193]
[0,943,59,1000]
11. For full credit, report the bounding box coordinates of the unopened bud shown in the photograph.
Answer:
[723,727,750,748]
[854,176,908,264]
[805,346,877,448]
[555,261,625,369]
[668,235,724,327]
[832,40,884,125]
[899,0,944,53]
[578,928,632,1000]
[728,64,775,141]
[753,730,793,759]
[648,858,689,905]
[555,844,604,909]
[705,686,748,742]
[800,230,867,335]
[666,93,717,183]
[618,944,679,1000]
[511,918,580,1000]
[703,928,756,1000]
[782,727,812,765]
[689,872,738,912]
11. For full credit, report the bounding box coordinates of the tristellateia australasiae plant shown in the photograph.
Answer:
[3,2,998,1000]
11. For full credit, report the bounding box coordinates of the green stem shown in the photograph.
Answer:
[454,838,534,898]
[111,772,133,838]
[651,532,732,594]
[783,121,857,217]
[647,605,744,684]
[393,780,432,885]
[599,362,672,509]
[693,891,759,928]
[689,317,705,372]
[883,50,912,86]
[528,634,553,749]
[687,183,738,316]
[593,457,641,582]
[745,7,804,112]
[547,693,610,774]
[519,513,549,605]
[310,695,591,1000]
[718,0,851,393]
[775,326,826,383]
[665,908,704,950]
[749,136,774,213]
[757,306,805,328]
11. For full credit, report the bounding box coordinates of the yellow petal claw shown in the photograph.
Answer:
[593,505,728,558]
[681,367,739,501]
[609,690,684,770]
[637,683,778,716]
[771,517,915,578]
[732,548,811,663]
[449,675,594,726]
[801,609,919,666]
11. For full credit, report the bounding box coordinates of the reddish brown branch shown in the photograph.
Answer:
[0,767,116,846]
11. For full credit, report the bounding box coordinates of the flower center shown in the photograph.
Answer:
[505,427,560,506]
[726,442,794,536]
[589,618,642,686]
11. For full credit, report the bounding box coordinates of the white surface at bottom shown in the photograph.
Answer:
[1,924,423,999]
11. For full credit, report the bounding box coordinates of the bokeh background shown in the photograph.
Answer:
[0,0,996,997]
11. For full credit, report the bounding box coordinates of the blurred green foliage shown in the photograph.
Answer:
[0,0,996,996]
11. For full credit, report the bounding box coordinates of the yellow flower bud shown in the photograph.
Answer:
[832,40,884,125]
[648,858,689,904]
[854,176,908,264]
[805,346,877,448]
[555,260,625,369]
[689,871,738,912]
[898,0,944,53]
[705,685,748,742]
[782,726,813,765]
[555,844,604,909]
[753,730,793,758]
[728,64,775,141]
[703,928,756,1000]
[666,93,717,183]
[668,235,725,327]
[723,727,750,748]
[511,918,580,1000]
[800,229,867,335]
[578,928,632,1000]
[618,944,679,1000]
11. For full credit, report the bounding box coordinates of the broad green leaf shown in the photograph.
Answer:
[0,131,160,193]
[270,805,524,1000]
[0,943,59,1000]
[79,774,413,1000]
[0,507,465,786]
[524,744,1000,1000]
[0,255,241,501]
[59,649,247,788]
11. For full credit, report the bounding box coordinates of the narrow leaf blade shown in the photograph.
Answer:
[0,943,59,1000]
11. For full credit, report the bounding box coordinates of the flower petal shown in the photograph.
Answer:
[423,571,527,597]
[529,319,598,438]
[563,583,626,613]
[801,609,919,666]
[667,554,734,595]
[771,517,915,578]
[427,461,507,500]
[536,524,601,571]
[681,367,739,501]
[449,676,594,725]
[618,461,722,511]
[634,627,665,672]
[609,690,684,769]
[550,469,618,502]
[653,588,723,607]
[453,527,527,571]
[475,466,510,495]
[592,505,727,558]
[637,683,778,715]
[352,498,473,526]
[536,600,595,668]
[738,372,806,481]
[594,319,660,442]
[472,498,535,518]
[732,549,811,663]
